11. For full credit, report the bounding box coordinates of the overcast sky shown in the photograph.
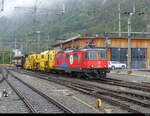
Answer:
[0,0,62,18]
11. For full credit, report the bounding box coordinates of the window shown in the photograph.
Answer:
[50,55,52,60]
[42,55,44,59]
[73,53,78,59]
[100,52,106,60]
[66,54,69,59]
[85,51,98,60]
[60,54,63,59]
[45,61,48,65]
[85,52,88,60]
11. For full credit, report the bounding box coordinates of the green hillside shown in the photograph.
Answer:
[0,0,150,57]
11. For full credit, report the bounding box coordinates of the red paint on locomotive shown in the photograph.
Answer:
[54,48,109,78]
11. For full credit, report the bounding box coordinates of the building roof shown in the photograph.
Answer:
[52,36,150,47]
[52,35,102,47]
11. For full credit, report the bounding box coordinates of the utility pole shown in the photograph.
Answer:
[106,0,145,73]
[14,2,66,53]
[15,37,16,50]
[133,0,136,13]
[47,32,50,50]
[118,3,121,37]
[2,52,4,64]
[36,31,40,53]
[1,0,4,11]
[9,50,11,64]
[127,13,132,73]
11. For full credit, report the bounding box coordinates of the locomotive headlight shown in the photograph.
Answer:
[90,65,94,68]
[98,61,101,65]
[104,65,107,67]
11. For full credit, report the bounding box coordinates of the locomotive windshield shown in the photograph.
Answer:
[85,51,98,60]
[100,52,107,60]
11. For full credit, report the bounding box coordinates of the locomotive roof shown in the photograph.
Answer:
[80,48,106,51]
[58,48,106,53]
[40,51,49,54]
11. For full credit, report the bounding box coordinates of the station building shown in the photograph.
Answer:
[53,36,150,69]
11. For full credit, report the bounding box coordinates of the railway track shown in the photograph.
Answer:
[10,68,150,113]
[97,78,150,93]
[142,82,150,86]
[99,77,150,88]
[0,69,38,113]
[5,78,39,113]
[1,68,74,113]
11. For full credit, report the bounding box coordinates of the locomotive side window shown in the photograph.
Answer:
[85,51,98,60]
[50,55,52,60]
[45,61,48,65]
[60,54,63,59]
[73,53,78,59]
[85,52,88,60]
[100,52,107,60]
[66,54,69,59]
[42,55,44,59]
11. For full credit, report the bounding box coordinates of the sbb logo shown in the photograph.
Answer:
[70,55,73,65]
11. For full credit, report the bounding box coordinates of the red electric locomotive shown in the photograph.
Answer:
[54,48,109,79]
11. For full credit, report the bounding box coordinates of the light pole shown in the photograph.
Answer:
[123,11,144,73]
[118,3,121,37]
[36,31,40,53]
[127,13,133,73]
[47,32,50,50]
[9,50,11,64]
[2,52,4,64]
[1,0,4,11]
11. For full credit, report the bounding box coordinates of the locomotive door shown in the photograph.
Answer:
[73,53,79,67]
[81,52,86,68]
[78,53,81,68]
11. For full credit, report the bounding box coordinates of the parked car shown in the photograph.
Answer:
[108,61,127,70]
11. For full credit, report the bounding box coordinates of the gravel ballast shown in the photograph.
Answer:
[10,70,129,113]
[0,74,29,113]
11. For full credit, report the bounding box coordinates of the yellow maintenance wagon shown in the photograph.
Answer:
[24,55,31,70]
[47,50,59,72]
[35,54,42,71]
[24,54,37,70]
[23,49,59,72]
[38,51,49,72]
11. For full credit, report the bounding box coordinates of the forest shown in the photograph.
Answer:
[0,0,150,63]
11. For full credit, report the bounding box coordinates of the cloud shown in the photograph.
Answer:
[1,0,58,18]
[0,0,35,17]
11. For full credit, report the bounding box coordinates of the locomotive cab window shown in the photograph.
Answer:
[85,51,98,60]
[73,53,78,59]
[100,52,107,60]
[66,54,69,59]
[60,54,63,59]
